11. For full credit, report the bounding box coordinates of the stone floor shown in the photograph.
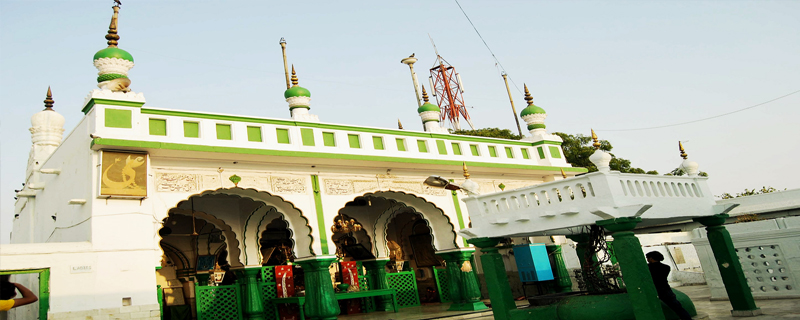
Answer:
[339,284,800,320]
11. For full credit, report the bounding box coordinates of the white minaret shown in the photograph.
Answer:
[588,129,612,173]
[27,87,65,178]
[417,86,448,133]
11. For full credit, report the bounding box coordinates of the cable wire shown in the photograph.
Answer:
[596,88,800,132]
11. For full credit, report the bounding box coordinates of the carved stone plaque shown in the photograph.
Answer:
[155,173,200,193]
[272,177,306,194]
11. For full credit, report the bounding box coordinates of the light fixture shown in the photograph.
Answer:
[331,212,362,234]
[424,175,461,191]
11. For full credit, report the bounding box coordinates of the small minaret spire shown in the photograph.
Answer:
[591,129,601,149]
[398,119,404,130]
[44,86,54,111]
[106,2,121,48]
[291,65,299,86]
[524,84,534,106]
[422,85,430,103]
[679,141,688,159]
[462,161,470,179]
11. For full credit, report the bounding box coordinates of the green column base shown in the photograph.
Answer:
[448,301,489,311]
[243,267,267,320]
[362,258,393,312]
[296,256,340,320]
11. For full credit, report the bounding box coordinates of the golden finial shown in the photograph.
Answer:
[591,129,601,150]
[462,162,470,179]
[43,86,54,111]
[290,65,299,86]
[105,2,121,48]
[560,168,567,179]
[398,119,404,130]
[421,85,430,103]
[524,84,534,106]
[679,141,688,159]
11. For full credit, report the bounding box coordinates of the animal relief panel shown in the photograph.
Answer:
[100,151,148,197]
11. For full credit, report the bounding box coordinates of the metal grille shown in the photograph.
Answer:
[261,266,275,281]
[358,275,375,312]
[387,271,420,308]
[433,267,451,302]
[260,282,279,320]
[195,284,243,320]
[737,245,796,296]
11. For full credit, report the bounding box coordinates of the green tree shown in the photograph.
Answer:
[664,167,709,177]
[553,132,657,174]
[719,186,782,199]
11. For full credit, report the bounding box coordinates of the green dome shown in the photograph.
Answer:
[520,104,546,117]
[284,86,311,99]
[417,102,440,113]
[93,47,134,62]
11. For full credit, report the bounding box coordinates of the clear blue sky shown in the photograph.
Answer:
[2,1,799,243]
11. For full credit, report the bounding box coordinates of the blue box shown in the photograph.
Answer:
[513,243,554,282]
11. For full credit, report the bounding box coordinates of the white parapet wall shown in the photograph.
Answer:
[460,170,722,238]
[692,216,800,299]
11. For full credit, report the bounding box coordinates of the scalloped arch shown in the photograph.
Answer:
[364,191,459,257]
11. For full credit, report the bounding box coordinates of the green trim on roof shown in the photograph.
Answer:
[284,86,311,98]
[90,137,589,173]
[93,47,134,62]
[528,123,546,130]
[140,108,557,147]
[97,73,128,83]
[83,98,145,114]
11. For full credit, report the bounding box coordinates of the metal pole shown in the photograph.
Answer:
[280,38,291,89]
[401,56,423,107]
[502,72,523,137]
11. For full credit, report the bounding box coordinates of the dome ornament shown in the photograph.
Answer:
[588,129,612,173]
[679,141,688,159]
[678,141,700,177]
[291,65,299,87]
[44,86,54,111]
[105,1,121,48]
[93,1,134,92]
[422,85,430,103]
[520,84,548,136]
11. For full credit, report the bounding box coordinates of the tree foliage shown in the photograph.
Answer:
[553,132,657,174]
[719,186,782,199]
[664,167,709,177]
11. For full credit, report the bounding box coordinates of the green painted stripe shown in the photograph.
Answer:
[449,185,468,247]
[139,108,557,147]
[83,98,145,114]
[90,138,589,172]
[311,175,329,254]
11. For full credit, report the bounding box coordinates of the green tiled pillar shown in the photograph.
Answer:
[546,244,572,293]
[597,217,664,320]
[468,238,515,320]
[437,249,488,311]
[694,214,761,316]
[362,258,393,312]
[243,267,266,320]
[296,256,340,320]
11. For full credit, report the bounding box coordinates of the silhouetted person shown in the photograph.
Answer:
[647,251,692,320]
[220,264,237,286]
[1,275,38,311]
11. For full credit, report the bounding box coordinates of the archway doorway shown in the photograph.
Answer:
[385,210,444,304]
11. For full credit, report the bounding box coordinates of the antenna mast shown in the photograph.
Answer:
[427,36,474,131]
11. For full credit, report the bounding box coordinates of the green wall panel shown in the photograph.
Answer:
[452,143,462,155]
[323,132,336,147]
[537,147,546,159]
[301,128,315,146]
[396,138,406,151]
[488,146,498,157]
[470,144,480,156]
[373,136,385,150]
[247,126,262,142]
[417,140,428,153]
[505,147,514,158]
[348,134,361,148]
[184,121,200,138]
[549,146,562,159]
[216,124,232,140]
[436,140,447,155]
[105,108,132,128]
[149,118,166,136]
[276,128,290,144]
[521,148,530,159]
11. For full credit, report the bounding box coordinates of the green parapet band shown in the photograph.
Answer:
[97,73,129,83]
[527,123,546,130]
[90,138,589,173]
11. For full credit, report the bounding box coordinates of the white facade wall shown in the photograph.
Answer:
[692,216,800,299]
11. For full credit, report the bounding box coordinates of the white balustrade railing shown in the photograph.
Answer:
[460,171,726,239]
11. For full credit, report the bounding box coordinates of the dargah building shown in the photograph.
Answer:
[1,3,589,320]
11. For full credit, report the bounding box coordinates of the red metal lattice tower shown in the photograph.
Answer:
[429,56,474,131]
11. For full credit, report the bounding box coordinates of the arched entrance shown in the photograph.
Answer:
[155,188,316,318]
